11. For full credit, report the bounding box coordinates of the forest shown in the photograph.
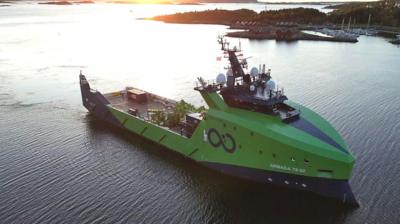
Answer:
[152,0,400,27]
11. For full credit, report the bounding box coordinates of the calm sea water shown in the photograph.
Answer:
[1,3,400,224]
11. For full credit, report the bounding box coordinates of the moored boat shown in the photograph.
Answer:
[390,34,400,44]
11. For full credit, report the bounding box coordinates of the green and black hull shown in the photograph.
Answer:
[80,74,358,205]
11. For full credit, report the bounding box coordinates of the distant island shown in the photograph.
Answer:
[151,8,327,25]
[109,0,256,3]
[38,0,94,5]
[39,1,72,5]
[149,0,399,42]
[151,0,400,28]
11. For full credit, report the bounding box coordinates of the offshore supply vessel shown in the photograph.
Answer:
[80,37,357,205]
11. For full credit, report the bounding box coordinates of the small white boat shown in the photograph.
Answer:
[365,29,378,36]
[319,28,358,42]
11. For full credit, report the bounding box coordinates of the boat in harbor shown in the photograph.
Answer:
[79,37,358,205]
[351,28,378,36]
[319,28,358,42]
[390,34,400,44]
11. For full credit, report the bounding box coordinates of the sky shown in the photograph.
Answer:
[3,0,378,4]
[93,0,377,3]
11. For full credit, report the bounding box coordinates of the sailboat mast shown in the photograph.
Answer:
[341,18,345,30]
[347,17,351,31]
[367,14,371,30]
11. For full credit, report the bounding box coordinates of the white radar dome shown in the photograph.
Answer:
[250,67,259,77]
[216,73,226,85]
[266,80,276,90]
[226,69,233,77]
[249,85,255,91]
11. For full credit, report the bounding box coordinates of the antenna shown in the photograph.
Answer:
[239,40,242,51]
[197,77,207,88]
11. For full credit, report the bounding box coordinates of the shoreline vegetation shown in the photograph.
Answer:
[108,1,202,4]
[151,1,400,27]
[0,0,381,6]
[150,0,400,42]
[107,0,257,4]
[38,0,94,4]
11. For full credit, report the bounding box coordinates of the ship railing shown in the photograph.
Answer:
[271,87,284,98]
[194,79,223,91]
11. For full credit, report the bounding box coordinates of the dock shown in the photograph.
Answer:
[226,30,358,43]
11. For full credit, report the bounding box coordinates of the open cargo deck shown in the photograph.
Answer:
[104,88,177,120]
[103,88,202,138]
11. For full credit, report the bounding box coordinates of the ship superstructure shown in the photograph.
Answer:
[79,38,358,205]
[199,37,300,123]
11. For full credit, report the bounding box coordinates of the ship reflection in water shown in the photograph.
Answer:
[0,2,400,224]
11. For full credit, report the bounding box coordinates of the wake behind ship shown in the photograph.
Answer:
[79,37,358,205]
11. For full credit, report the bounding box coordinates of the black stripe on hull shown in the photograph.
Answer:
[290,118,348,153]
[202,162,358,206]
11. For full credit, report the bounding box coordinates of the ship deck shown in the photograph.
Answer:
[104,89,177,120]
[103,89,200,138]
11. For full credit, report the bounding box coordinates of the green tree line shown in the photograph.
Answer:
[152,0,400,27]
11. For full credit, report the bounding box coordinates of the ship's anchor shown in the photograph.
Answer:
[207,128,236,153]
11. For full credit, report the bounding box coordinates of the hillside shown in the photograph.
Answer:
[328,0,400,27]
[151,0,400,27]
[152,8,327,25]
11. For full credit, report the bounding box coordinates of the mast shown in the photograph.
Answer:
[218,36,245,89]
[227,51,244,78]
[367,14,371,30]
[341,18,345,30]
[347,17,351,31]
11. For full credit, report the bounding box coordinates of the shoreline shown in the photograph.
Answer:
[149,4,400,41]
[226,30,358,42]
